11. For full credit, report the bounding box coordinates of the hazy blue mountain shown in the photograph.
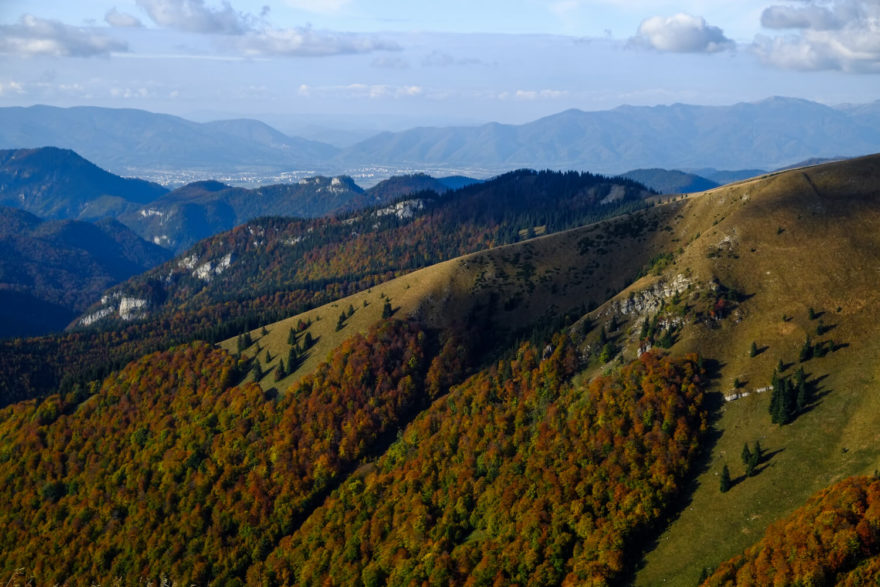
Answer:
[687,168,766,184]
[0,105,339,176]
[119,176,375,252]
[0,147,167,220]
[0,207,171,337]
[338,97,880,173]
[618,169,719,194]
[363,173,477,201]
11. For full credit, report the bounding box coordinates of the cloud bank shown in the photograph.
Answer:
[0,14,128,57]
[755,0,880,72]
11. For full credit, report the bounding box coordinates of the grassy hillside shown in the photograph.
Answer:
[570,155,880,584]
[220,200,686,391]
[232,154,880,583]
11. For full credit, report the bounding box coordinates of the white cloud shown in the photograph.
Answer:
[105,8,144,28]
[135,0,252,34]
[761,4,841,30]
[0,81,25,96]
[0,14,128,57]
[238,26,400,57]
[755,1,880,72]
[631,13,735,53]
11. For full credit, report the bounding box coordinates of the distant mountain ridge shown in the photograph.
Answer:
[0,105,339,177]
[338,97,880,173]
[0,147,167,220]
[119,175,377,252]
[2,99,879,179]
[618,168,720,194]
[0,206,171,337]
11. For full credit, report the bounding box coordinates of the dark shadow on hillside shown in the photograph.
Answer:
[616,358,725,587]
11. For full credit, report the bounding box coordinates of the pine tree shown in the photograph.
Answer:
[598,326,607,345]
[795,367,808,411]
[251,361,263,381]
[288,346,298,370]
[808,306,817,320]
[746,441,761,477]
[741,443,752,466]
[336,312,346,331]
[720,464,731,493]
[274,359,286,382]
[382,300,393,319]
[777,359,785,373]
[264,350,271,363]
[304,331,314,348]
[799,336,813,362]
[287,327,296,345]
[749,341,758,357]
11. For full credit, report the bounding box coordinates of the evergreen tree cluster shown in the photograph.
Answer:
[769,367,808,425]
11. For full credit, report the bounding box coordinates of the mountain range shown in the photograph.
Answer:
[3,98,879,180]
[2,155,880,584]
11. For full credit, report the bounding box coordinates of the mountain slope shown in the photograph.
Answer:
[0,207,171,337]
[0,105,338,177]
[2,156,880,584]
[118,176,372,252]
[339,98,880,173]
[240,153,880,585]
[76,169,653,329]
[0,147,167,220]
[620,168,720,194]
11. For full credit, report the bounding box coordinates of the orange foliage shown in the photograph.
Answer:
[704,476,880,586]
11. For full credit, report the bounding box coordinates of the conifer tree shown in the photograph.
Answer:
[749,341,758,357]
[336,312,346,331]
[720,464,732,493]
[799,336,813,362]
[382,300,393,319]
[287,327,296,345]
[251,360,263,381]
[746,441,761,477]
[741,443,752,466]
[304,331,314,348]
[275,359,286,381]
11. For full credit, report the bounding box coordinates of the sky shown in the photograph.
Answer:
[0,0,878,134]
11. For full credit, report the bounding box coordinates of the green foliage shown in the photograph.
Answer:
[381,300,392,319]
[749,341,758,358]
[267,349,708,585]
[0,321,464,584]
[720,465,732,493]
[799,336,813,362]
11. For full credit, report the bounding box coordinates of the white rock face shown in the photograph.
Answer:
[375,199,425,220]
[119,297,148,320]
[193,253,233,281]
[178,254,199,270]
[79,307,113,327]
[605,273,691,319]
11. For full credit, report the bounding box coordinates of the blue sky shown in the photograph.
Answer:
[0,0,878,133]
